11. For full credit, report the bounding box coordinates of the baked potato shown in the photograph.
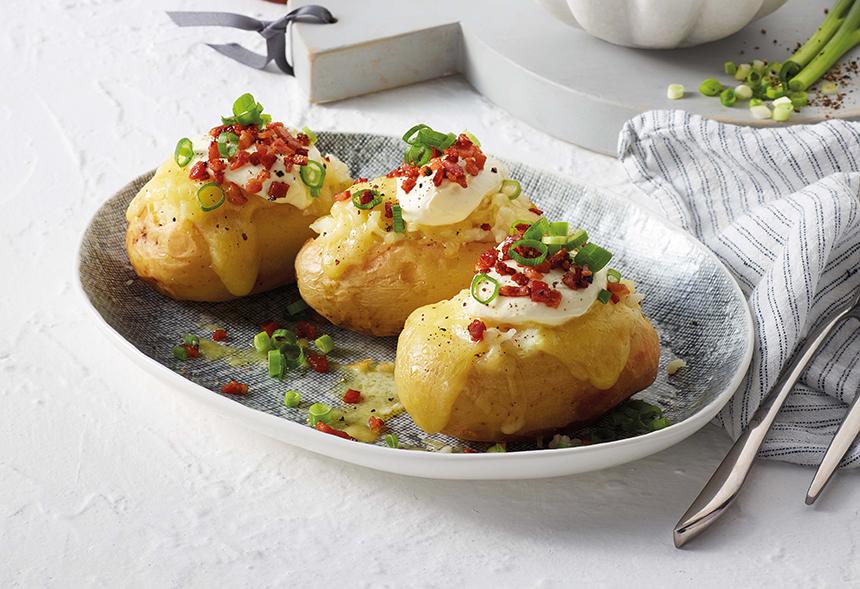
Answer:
[394,218,660,441]
[126,94,352,302]
[296,126,542,335]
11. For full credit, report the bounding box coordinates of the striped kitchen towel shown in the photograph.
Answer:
[619,110,860,467]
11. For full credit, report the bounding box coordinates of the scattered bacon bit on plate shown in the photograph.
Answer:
[315,421,354,440]
[221,379,249,395]
[211,329,228,342]
[260,321,280,336]
[306,352,329,373]
[343,388,362,404]
[368,415,385,433]
[294,320,317,340]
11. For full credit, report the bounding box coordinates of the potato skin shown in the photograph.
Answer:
[295,237,492,336]
[126,159,348,302]
[394,295,660,441]
[127,203,320,302]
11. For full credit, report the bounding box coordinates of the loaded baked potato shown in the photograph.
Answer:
[394,218,660,441]
[126,93,352,302]
[296,125,542,335]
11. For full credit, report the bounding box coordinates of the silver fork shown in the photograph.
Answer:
[673,286,860,548]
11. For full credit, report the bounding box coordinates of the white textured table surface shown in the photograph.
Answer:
[3,1,859,587]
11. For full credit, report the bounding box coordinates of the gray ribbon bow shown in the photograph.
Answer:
[167,6,336,75]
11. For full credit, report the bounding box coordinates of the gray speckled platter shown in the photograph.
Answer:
[77,132,753,480]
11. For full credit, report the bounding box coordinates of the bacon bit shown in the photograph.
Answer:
[432,167,445,187]
[606,281,630,303]
[499,236,518,260]
[511,272,530,286]
[494,261,516,276]
[476,249,498,272]
[368,415,385,433]
[384,201,393,218]
[500,285,530,297]
[315,421,354,440]
[291,153,309,167]
[480,223,492,231]
[188,161,209,181]
[237,130,254,150]
[246,178,263,194]
[343,388,362,404]
[225,182,248,206]
[468,319,486,342]
[230,150,251,171]
[441,157,467,188]
[212,329,228,342]
[334,189,351,202]
[356,190,375,205]
[529,280,562,308]
[208,141,220,162]
[306,352,329,373]
[260,321,280,337]
[402,176,417,193]
[181,343,200,358]
[462,448,479,454]
[352,177,369,185]
[260,151,277,170]
[524,266,544,281]
[511,223,531,235]
[529,207,544,215]
[562,266,592,290]
[221,379,249,395]
[268,181,289,200]
[547,248,570,269]
[294,320,318,340]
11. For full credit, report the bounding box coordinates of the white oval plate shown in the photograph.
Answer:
[78,132,753,480]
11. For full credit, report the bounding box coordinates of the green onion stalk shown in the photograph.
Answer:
[782,0,860,91]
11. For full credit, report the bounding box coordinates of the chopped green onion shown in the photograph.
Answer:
[720,88,737,107]
[392,204,405,233]
[597,289,612,304]
[280,342,305,368]
[271,328,297,347]
[821,81,838,95]
[174,137,194,167]
[351,189,383,210]
[217,131,239,158]
[566,228,588,249]
[541,235,568,246]
[384,433,399,448]
[724,61,737,75]
[268,349,286,378]
[789,91,809,108]
[650,417,670,430]
[750,104,772,120]
[500,179,521,200]
[183,334,199,347]
[462,130,481,146]
[302,126,317,144]
[750,98,763,107]
[405,143,431,166]
[768,62,783,76]
[509,219,534,235]
[196,183,225,212]
[300,160,326,197]
[522,217,550,241]
[233,94,261,126]
[574,243,612,272]
[417,127,456,150]
[699,78,723,97]
[666,83,684,100]
[315,334,335,354]
[172,345,188,360]
[734,84,753,101]
[734,63,751,81]
[752,59,766,72]
[307,402,333,426]
[766,85,785,99]
[746,70,762,85]
[486,443,506,453]
[253,331,273,353]
[773,104,793,122]
[607,268,621,283]
[402,123,430,145]
[549,221,568,236]
[509,239,549,266]
[773,96,793,107]
[287,299,309,316]
[284,390,302,408]
[471,273,500,305]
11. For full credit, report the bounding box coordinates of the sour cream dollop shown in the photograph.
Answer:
[395,157,507,226]
[190,133,324,210]
[465,255,608,326]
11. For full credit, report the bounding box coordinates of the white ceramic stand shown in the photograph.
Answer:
[291,0,859,154]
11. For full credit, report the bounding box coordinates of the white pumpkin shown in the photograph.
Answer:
[535,0,786,49]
